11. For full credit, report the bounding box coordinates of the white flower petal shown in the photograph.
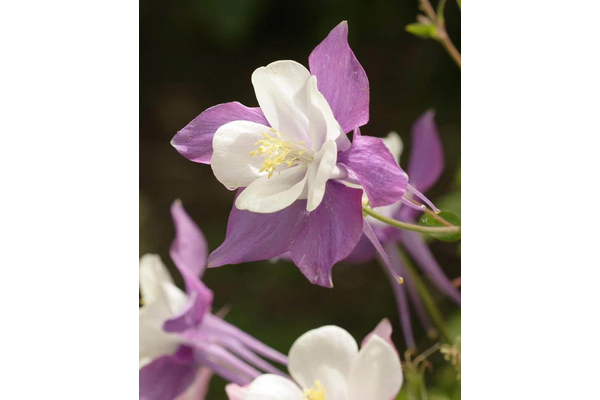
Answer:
[139,254,190,315]
[245,374,303,400]
[306,140,337,211]
[288,326,358,400]
[139,254,175,304]
[211,120,273,190]
[139,254,189,366]
[382,131,403,165]
[139,298,183,366]
[235,165,308,213]
[346,336,403,400]
[306,76,344,151]
[251,60,311,143]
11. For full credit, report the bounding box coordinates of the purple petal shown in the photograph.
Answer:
[175,367,213,400]
[384,243,416,351]
[344,233,376,264]
[197,344,261,384]
[171,102,268,164]
[221,337,288,377]
[178,324,260,385]
[362,219,403,284]
[361,318,395,350]
[163,202,214,333]
[207,191,307,268]
[163,289,211,333]
[309,21,369,134]
[202,313,289,366]
[270,251,292,263]
[170,200,208,279]
[400,230,461,305]
[194,349,256,386]
[407,110,444,193]
[338,127,408,207]
[140,346,198,400]
[396,202,417,225]
[289,181,363,288]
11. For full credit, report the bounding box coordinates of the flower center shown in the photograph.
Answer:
[250,128,313,178]
[302,381,326,400]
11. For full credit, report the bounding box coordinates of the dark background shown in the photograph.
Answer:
[140,0,460,397]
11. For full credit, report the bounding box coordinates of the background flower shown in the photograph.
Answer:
[140,202,288,399]
[140,2,460,397]
[347,111,461,351]
[228,321,402,400]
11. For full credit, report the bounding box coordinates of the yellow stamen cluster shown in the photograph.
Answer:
[250,128,312,178]
[303,381,326,400]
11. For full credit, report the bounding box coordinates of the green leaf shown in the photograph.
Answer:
[434,191,461,215]
[419,211,461,242]
[457,0,461,9]
[406,22,438,39]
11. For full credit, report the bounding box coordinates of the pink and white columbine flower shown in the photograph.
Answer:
[172,21,408,287]
[139,202,288,400]
[226,320,402,400]
[347,111,461,351]
[211,60,350,214]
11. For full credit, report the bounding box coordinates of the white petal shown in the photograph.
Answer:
[139,299,183,365]
[245,374,303,400]
[251,60,311,143]
[235,165,308,213]
[306,76,344,151]
[139,254,189,365]
[306,140,337,211]
[139,254,188,314]
[139,254,174,304]
[138,284,188,365]
[346,336,403,400]
[211,120,273,190]
[288,326,358,400]
[382,131,403,165]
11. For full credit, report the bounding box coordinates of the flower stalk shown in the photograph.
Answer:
[362,205,460,235]
[419,0,461,68]
[396,246,452,343]
[403,344,442,400]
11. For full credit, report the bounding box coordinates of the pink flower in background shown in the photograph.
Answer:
[347,111,461,350]
[226,319,402,400]
[139,202,288,400]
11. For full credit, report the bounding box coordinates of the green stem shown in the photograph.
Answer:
[397,246,452,343]
[362,205,461,235]
[406,370,428,400]
[419,0,461,68]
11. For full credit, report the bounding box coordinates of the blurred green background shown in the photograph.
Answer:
[140,0,460,398]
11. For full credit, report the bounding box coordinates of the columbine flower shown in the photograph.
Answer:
[226,320,403,400]
[172,21,408,287]
[347,111,461,351]
[139,201,288,400]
